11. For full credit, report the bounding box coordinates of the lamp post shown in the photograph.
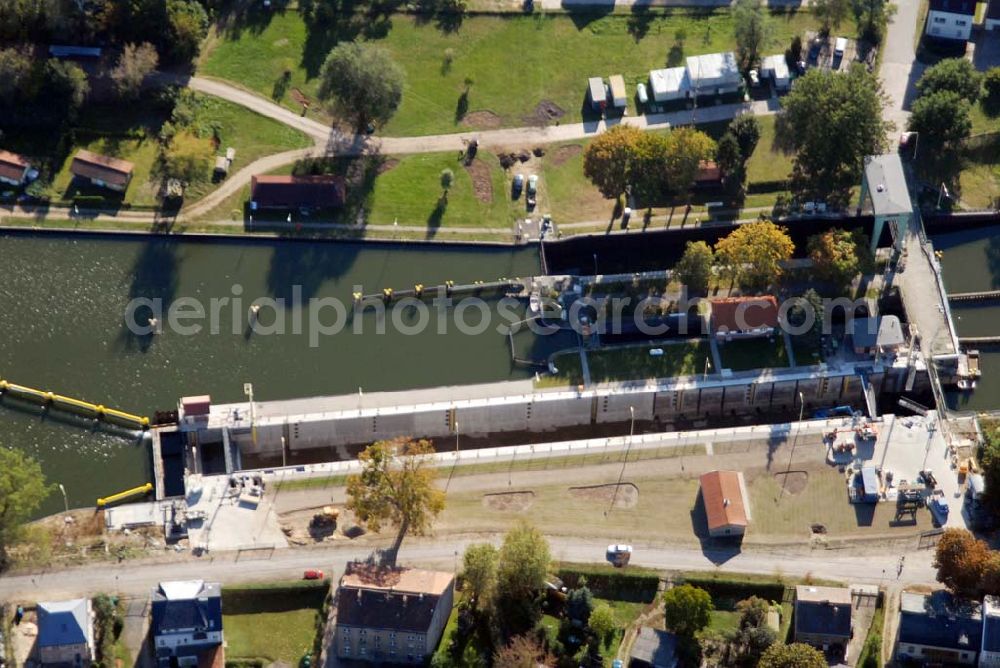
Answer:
[58,483,68,515]
[703,357,712,380]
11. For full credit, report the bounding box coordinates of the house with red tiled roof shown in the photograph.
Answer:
[0,150,32,186]
[709,296,778,340]
[699,470,750,538]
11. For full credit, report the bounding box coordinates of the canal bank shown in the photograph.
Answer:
[0,232,541,515]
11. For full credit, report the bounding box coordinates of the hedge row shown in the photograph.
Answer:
[746,179,790,194]
[222,580,330,615]
[555,564,660,603]
[676,575,787,610]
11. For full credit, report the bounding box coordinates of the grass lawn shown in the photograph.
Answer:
[223,583,326,664]
[365,151,517,230]
[746,114,793,185]
[544,340,710,386]
[717,337,789,371]
[20,95,310,208]
[707,610,741,633]
[201,9,825,136]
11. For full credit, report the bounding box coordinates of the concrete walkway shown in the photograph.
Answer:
[878,0,924,130]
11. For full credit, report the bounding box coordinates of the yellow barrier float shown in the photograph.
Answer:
[97,483,154,508]
[0,378,150,430]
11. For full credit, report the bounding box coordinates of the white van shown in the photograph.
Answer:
[834,37,848,57]
[637,82,649,106]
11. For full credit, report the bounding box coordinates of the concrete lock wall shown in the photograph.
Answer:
[213,366,917,458]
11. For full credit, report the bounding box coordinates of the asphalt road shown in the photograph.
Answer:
[0,533,935,602]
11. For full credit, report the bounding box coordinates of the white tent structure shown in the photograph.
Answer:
[686,52,741,96]
[649,67,690,102]
[761,55,790,91]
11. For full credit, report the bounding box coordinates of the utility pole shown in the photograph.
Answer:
[244,383,256,447]
[58,483,68,515]
[610,406,636,513]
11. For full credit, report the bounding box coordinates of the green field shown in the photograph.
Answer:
[746,114,793,185]
[717,337,789,371]
[201,9,825,136]
[543,340,710,386]
[223,583,327,664]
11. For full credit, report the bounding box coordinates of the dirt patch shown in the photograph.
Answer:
[774,470,809,495]
[569,483,639,509]
[550,144,583,167]
[523,100,565,126]
[483,491,535,512]
[378,158,400,174]
[290,88,311,107]
[461,110,502,129]
[464,158,493,203]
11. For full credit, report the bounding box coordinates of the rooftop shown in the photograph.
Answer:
[37,599,91,648]
[649,67,690,95]
[0,150,30,182]
[250,174,346,209]
[699,470,748,531]
[851,315,904,350]
[795,586,853,638]
[929,0,976,14]
[629,627,678,668]
[341,564,453,596]
[710,296,779,333]
[70,149,134,187]
[686,52,740,87]
[899,591,982,652]
[864,154,912,217]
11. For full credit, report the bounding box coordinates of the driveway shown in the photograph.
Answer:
[879,0,926,130]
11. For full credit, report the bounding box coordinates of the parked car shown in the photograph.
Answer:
[512,173,524,199]
[748,69,760,87]
[636,82,649,106]
[606,544,633,567]
[527,174,538,196]
[303,569,325,580]
[834,37,847,57]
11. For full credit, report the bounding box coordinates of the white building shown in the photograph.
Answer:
[761,55,790,91]
[151,580,224,667]
[686,52,742,96]
[649,67,690,102]
[981,596,1000,667]
[925,0,975,42]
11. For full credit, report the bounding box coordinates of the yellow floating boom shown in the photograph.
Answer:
[0,379,150,429]
[97,483,153,508]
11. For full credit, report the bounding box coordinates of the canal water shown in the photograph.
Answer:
[932,226,1000,413]
[0,233,544,515]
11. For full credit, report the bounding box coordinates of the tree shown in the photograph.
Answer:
[165,0,209,64]
[917,58,983,102]
[567,585,595,623]
[630,131,670,205]
[163,131,214,184]
[908,91,972,146]
[739,625,777,664]
[808,228,874,291]
[497,521,550,601]
[440,168,454,200]
[933,528,998,598]
[462,543,498,611]
[714,220,795,290]
[759,643,827,668]
[664,127,716,194]
[112,42,158,100]
[788,288,825,353]
[346,438,446,564]
[856,0,895,44]
[780,67,891,204]
[984,67,1000,113]
[980,425,1000,515]
[493,635,554,668]
[588,603,617,643]
[318,41,405,131]
[662,584,713,636]
[813,0,851,33]
[0,47,32,99]
[43,59,89,115]
[583,124,643,199]
[736,596,770,629]
[674,240,715,293]
[733,0,773,69]
[0,447,51,566]
[716,132,746,196]
[730,113,761,160]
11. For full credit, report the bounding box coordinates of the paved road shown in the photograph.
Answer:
[879,0,924,130]
[0,533,934,602]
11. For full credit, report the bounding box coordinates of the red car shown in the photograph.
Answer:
[303,569,324,580]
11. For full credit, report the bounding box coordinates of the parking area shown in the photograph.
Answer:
[805,33,865,72]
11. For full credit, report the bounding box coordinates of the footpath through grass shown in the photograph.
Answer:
[201,9,824,136]
[543,340,710,386]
